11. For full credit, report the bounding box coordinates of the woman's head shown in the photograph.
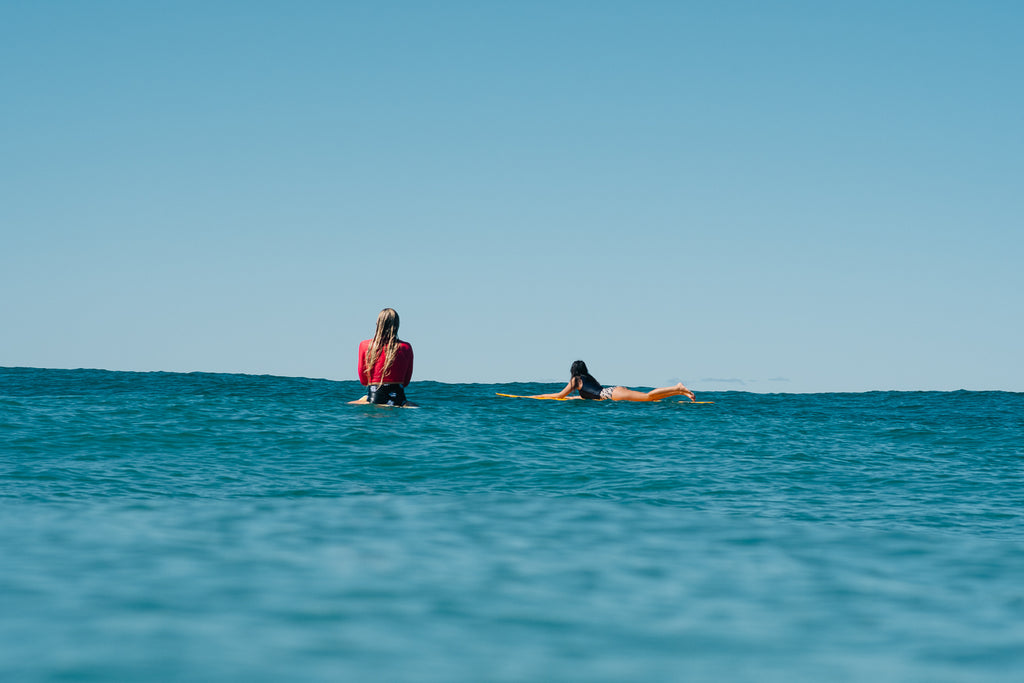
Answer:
[365,308,401,381]
[374,308,400,342]
[570,360,589,377]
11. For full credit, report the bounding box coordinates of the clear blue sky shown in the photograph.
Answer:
[3,1,1021,392]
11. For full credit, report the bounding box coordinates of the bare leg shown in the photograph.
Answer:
[610,383,695,402]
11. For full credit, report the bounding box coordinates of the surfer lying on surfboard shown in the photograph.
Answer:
[526,360,696,403]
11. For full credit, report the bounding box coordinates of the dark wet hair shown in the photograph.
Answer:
[570,360,599,386]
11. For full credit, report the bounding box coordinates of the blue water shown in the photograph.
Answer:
[2,367,1023,682]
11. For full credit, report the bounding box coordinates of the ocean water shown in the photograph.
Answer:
[2,367,1023,682]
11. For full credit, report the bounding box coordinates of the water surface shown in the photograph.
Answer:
[2,368,1022,681]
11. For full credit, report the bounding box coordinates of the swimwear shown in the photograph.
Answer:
[599,386,615,400]
[358,339,414,386]
[367,383,407,406]
[577,374,605,400]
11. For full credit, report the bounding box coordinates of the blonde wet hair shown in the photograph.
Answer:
[364,308,401,383]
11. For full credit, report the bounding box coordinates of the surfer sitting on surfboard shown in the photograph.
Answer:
[350,307,414,406]
[528,360,696,403]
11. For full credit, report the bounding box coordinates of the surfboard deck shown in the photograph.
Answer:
[496,393,713,404]
[348,397,419,407]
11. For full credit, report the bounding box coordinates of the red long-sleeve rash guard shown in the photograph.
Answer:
[357,340,414,387]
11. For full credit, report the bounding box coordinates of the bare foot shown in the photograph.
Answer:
[677,383,695,402]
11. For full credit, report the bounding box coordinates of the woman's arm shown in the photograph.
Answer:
[528,379,577,399]
[357,340,369,385]
[401,343,414,387]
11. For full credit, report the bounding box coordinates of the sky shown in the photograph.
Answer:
[2,1,1022,393]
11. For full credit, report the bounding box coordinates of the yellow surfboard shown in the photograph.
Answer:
[495,393,575,400]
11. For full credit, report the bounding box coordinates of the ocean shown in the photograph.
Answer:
[2,367,1022,682]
